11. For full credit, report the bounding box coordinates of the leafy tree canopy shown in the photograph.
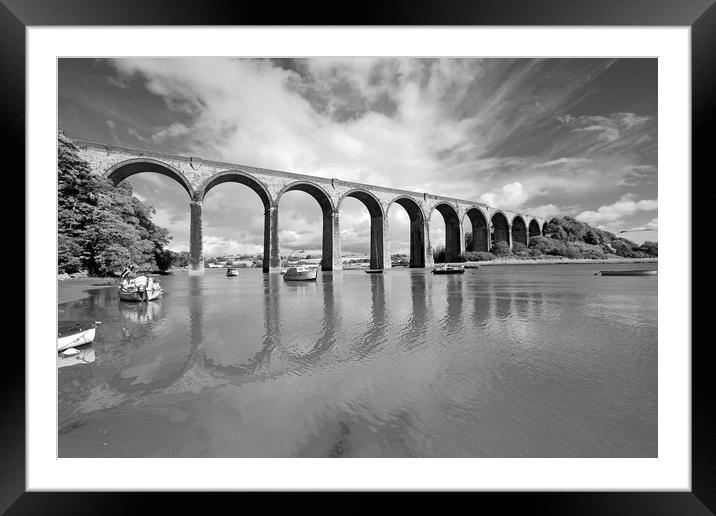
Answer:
[58,132,174,275]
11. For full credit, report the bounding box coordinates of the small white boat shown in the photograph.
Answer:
[431,264,465,275]
[283,266,318,281]
[118,275,164,302]
[226,267,239,277]
[58,320,98,352]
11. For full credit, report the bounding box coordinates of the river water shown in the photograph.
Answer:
[58,263,657,457]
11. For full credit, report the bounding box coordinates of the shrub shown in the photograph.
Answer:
[433,245,446,263]
[512,242,528,254]
[464,251,495,261]
[491,241,511,256]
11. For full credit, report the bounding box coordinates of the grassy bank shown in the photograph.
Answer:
[456,257,658,268]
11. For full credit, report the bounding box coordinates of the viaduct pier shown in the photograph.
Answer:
[72,139,547,275]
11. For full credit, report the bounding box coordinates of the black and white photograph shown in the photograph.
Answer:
[4,0,708,508]
[56,56,660,459]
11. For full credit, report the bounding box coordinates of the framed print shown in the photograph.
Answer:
[7,0,712,513]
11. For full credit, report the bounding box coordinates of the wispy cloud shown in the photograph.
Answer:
[61,58,658,253]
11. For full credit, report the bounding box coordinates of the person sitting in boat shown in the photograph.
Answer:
[120,265,137,289]
[120,264,136,281]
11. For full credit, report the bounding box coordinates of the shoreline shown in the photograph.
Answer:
[460,257,658,267]
[58,258,657,305]
[57,278,116,305]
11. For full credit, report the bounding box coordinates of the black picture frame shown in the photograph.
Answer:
[6,1,710,513]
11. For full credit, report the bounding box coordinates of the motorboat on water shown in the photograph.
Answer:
[365,269,383,274]
[226,267,239,277]
[58,320,98,352]
[283,266,318,281]
[431,264,465,275]
[596,270,657,276]
[118,275,164,302]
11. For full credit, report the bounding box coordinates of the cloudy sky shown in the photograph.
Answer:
[59,58,657,255]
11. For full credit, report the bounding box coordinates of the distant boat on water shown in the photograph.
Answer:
[283,266,318,281]
[431,264,465,275]
[596,270,657,276]
[226,267,239,277]
[365,269,383,274]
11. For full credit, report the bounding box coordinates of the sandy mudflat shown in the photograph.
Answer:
[58,278,116,305]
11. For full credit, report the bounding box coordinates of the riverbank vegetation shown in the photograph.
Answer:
[433,217,658,263]
[58,133,176,276]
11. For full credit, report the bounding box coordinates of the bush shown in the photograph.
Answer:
[512,242,528,255]
[464,251,495,261]
[433,246,446,263]
[491,241,511,256]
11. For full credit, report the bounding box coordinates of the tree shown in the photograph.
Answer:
[57,132,174,276]
[491,241,511,256]
[433,246,446,263]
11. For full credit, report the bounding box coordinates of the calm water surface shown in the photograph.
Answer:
[58,264,657,457]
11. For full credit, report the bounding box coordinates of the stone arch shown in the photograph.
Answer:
[542,221,549,236]
[338,189,386,269]
[387,196,426,268]
[198,170,275,273]
[491,211,510,250]
[337,188,384,218]
[464,206,489,252]
[512,215,528,246]
[276,181,337,271]
[104,158,195,199]
[431,202,462,262]
[529,219,541,238]
[276,180,335,215]
[199,170,272,208]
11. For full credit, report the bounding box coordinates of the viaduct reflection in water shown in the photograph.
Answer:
[58,267,656,458]
[61,270,552,402]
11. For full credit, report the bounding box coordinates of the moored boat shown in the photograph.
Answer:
[118,275,164,301]
[597,270,657,276]
[58,320,98,352]
[365,269,383,274]
[283,266,318,281]
[226,267,239,277]
[431,264,465,275]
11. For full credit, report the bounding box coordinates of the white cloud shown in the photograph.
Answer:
[100,58,656,252]
[527,204,561,219]
[576,193,657,226]
[478,182,531,211]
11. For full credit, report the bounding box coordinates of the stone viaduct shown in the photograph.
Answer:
[72,139,547,275]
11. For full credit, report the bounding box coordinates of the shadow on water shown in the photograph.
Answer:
[118,299,163,324]
[108,277,200,394]
[401,271,428,349]
[295,274,339,363]
[440,276,464,339]
[353,273,387,357]
[203,273,283,377]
